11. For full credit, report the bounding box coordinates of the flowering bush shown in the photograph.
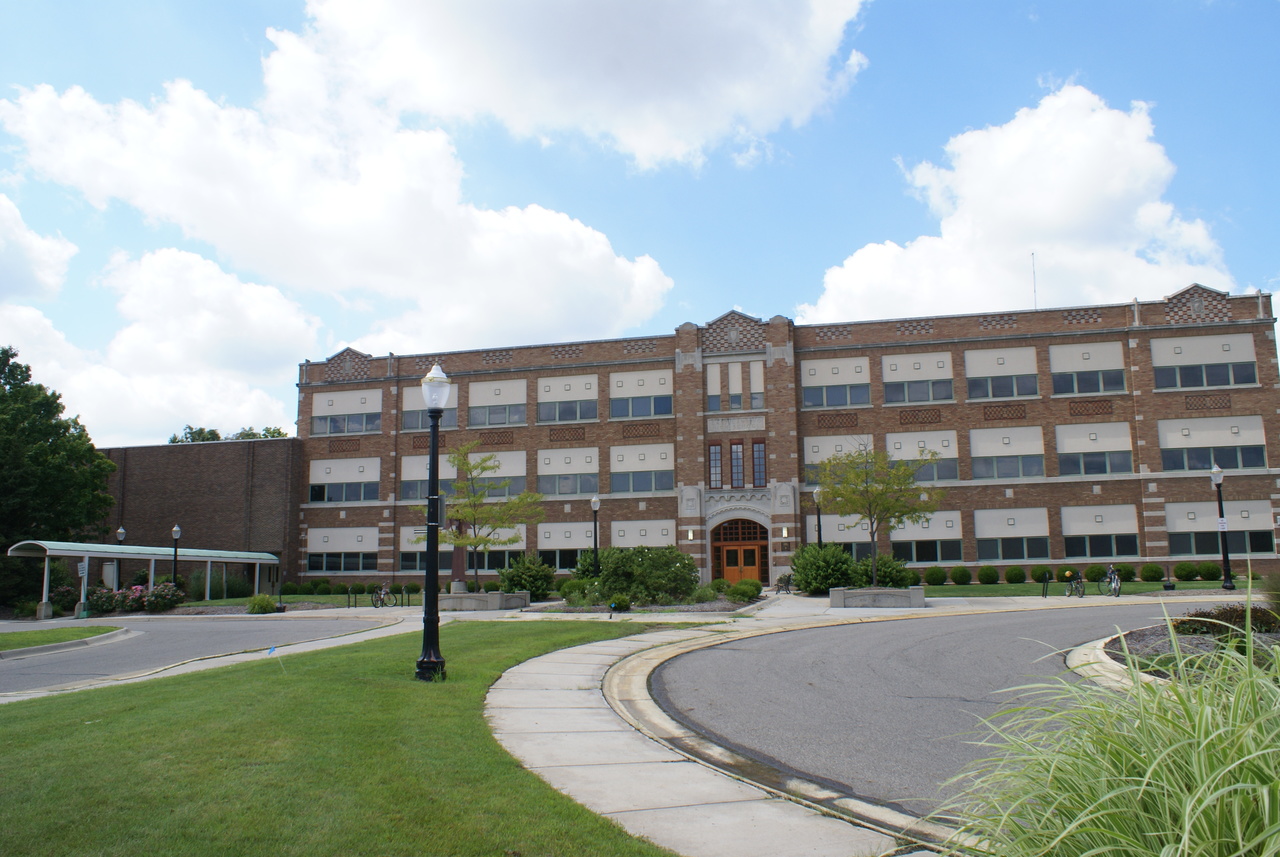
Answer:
[121,586,148,612]
[144,582,184,613]
[86,587,122,614]
[49,585,79,612]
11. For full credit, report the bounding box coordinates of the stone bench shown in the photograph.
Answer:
[438,590,530,611]
[828,586,926,609]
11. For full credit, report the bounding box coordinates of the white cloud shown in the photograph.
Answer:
[0,193,77,299]
[0,250,320,446]
[298,0,868,168]
[797,85,1234,324]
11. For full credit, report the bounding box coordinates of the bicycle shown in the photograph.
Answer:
[1097,569,1121,597]
[370,587,399,608]
[1065,577,1085,598]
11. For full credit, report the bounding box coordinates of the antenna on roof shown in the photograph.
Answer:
[1031,252,1038,310]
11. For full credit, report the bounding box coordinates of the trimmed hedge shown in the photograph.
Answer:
[1084,564,1107,583]
[923,566,949,586]
[1113,563,1136,582]
[1139,563,1165,582]
[977,566,999,585]
[950,566,971,586]
[1198,561,1223,581]
[1030,566,1053,584]
[790,543,856,594]
[1174,562,1200,581]
[1004,566,1026,584]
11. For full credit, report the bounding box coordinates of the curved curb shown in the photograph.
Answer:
[1066,632,1169,691]
[0,628,134,660]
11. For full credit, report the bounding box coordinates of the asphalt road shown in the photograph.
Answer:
[0,616,382,694]
[651,601,1205,818]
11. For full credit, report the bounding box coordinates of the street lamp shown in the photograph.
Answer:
[1209,465,1237,591]
[116,526,126,590]
[813,487,824,547]
[171,525,181,586]
[416,364,451,682]
[590,495,601,577]
[116,526,126,544]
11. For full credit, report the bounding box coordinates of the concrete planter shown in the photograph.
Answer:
[438,590,530,611]
[828,586,926,609]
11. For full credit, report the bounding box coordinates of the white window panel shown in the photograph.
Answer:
[1048,341,1125,372]
[1061,505,1139,535]
[1055,422,1133,453]
[970,426,1044,457]
[1157,415,1265,449]
[469,379,526,406]
[309,457,380,482]
[313,389,382,416]
[611,369,671,397]
[881,351,952,382]
[536,374,596,402]
[1151,333,1255,365]
[536,447,598,475]
[964,346,1037,377]
[973,508,1049,538]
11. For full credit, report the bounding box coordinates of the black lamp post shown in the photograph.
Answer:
[590,495,601,576]
[813,487,824,547]
[415,364,450,682]
[1209,465,1237,591]
[171,525,181,586]
[116,526,126,589]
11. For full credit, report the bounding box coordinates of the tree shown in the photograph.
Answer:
[430,440,544,591]
[169,425,222,443]
[229,426,288,439]
[0,346,116,604]
[815,444,944,587]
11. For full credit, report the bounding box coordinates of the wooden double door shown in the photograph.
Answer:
[712,519,768,584]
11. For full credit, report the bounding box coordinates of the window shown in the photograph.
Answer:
[976,537,1049,561]
[610,395,673,418]
[536,399,598,423]
[402,409,458,430]
[458,476,527,498]
[971,455,1045,479]
[611,471,675,493]
[914,458,959,481]
[801,384,871,408]
[538,549,581,571]
[833,542,875,561]
[1058,451,1133,476]
[967,374,1038,399]
[884,379,953,404]
[1052,370,1126,395]
[708,392,764,411]
[804,463,820,485]
[400,549,453,572]
[729,441,745,489]
[309,482,379,503]
[400,479,455,500]
[1169,531,1275,556]
[308,552,379,573]
[1154,362,1257,390]
[311,412,382,435]
[752,441,766,488]
[536,473,599,496]
[467,549,519,571]
[1161,446,1266,472]
[709,443,722,489]
[468,403,526,426]
[1063,533,1139,558]
[892,540,963,563]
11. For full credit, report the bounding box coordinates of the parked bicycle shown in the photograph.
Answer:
[1064,572,1085,598]
[370,584,398,608]
[1097,565,1121,597]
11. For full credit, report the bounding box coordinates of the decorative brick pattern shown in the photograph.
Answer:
[815,412,859,428]
[479,430,514,445]
[701,311,767,353]
[896,319,934,335]
[324,348,372,382]
[482,350,513,365]
[1063,308,1102,324]
[815,325,852,341]
[1166,285,1230,325]
[328,438,361,453]
[1068,399,1114,417]
[1186,393,1232,411]
[551,345,585,359]
[978,314,1018,330]
[413,355,446,371]
[622,340,658,354]
[549,426,587,442]
[622,422,662,438]
[899,408,941,425]
[983,403,1027,421]
[410,434,449,449]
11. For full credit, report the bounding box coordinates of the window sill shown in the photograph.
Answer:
[964,396,1040,404]
[881,399,955,407]
[799,403,874,412]
[1153,383,1261,393]
[1049,391,1128,399]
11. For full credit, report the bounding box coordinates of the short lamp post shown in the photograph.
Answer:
[415,364,451,682]
[1209,465,1237,591]
[590,495,601,577]
[813,487,824,547]
[171,525,181,586]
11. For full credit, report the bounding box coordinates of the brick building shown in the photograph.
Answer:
[294,283,1280,586]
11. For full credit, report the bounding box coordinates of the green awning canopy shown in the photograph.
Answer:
[7,540,278,565]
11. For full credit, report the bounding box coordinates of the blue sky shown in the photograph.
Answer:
[0,1,1276,446]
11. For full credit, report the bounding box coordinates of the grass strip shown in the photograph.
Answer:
[0,625,117,651]
[0,621,678,857]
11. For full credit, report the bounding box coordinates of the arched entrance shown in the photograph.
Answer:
[711,519,769,584]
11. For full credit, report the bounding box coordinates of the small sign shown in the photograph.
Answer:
[1218,517,1228,532]
[77,561,87,576]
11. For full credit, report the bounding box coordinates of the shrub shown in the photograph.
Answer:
[247,594,279,614]
[1173,561,1200,581]
[500,554,556,601]
[1113,563,1136,582]
[923,566,949,586]
[851,555,910,588]
[1174,603,1280,636]
[482,580,501,593]
[388,583,403,595]
[13,601,38,618]
[1198,561,1223,581]
[608,594,631,612]
[597,546,699,605]
[49,585,78,612]
[559,579,587,600]
[902,568,921,586]
[348,582,366,595]
[709,578,732,594]
[1140,563,1166,582]
[87,587,121,614]
[1084,564,1107,583]
[691,584,717,603]
[403,583,421,595]
[296,581,316,595]
[280,582,299,595]
[314,584,332,596]
[1030,565,1053,584]
[121,586,148,612]
[725,581,759,603]
[950,566,971,586]
[790,543,855,594]
[977,566,999,585]
[143,582,184,613]
[1004,566,1026,584]
[1056,566,1079,583]
[331,583,349,595]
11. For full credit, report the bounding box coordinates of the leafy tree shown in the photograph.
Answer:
[431,440,545,590]
[168,425,222,443]
[0,347,116,604]
[229,426,288,439]
[815,444,944,587]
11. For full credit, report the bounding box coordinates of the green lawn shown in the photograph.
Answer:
[0,621,678,857]
[0,625,117,652]
[922,579,1238,598]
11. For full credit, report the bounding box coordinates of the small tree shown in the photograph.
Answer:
[168,425,222,443]
[229,426,288,439]
[433,441,544,591]
[815,445,944,587]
